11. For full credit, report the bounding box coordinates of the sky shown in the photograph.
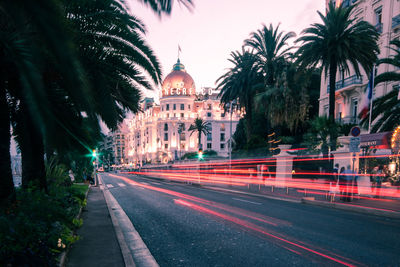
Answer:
[127,0,326,96]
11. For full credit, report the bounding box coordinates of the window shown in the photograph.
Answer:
[181,113,184,118]
[207,112,212,117]
[208,104,212,110]
[220,124,225,132]
[180,104,184,110]
[181,143,185,149]
[164,133,168,141]
[351,99,358,118]
[165,144,168,149]
[220,143,225,149]
[173,104,176,110]
[180,133,186,141]
[188,104,191,110]
[374,7,383,32]
[167,113,170,118]
[166,104,170,111]
[207,132,212,141]
[207,143,212,149]
[220,133,225,141]
[162,106,164,111]
[164,123,168,131]
[221,112,225,118]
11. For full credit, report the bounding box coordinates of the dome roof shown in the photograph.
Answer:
[161,59,196,98]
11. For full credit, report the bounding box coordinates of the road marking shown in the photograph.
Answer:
[232,198,261,205]
[107,184,114,188]
[117,183,126,187]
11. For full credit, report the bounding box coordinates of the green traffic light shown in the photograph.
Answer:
[92,149,97,158]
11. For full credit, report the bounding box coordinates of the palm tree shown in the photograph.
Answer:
[360,40,400,132]
[254,62,313,133]
[189,118,210,150]
[245,23,295,86]
[216,48,263,142]
[295,2,379,150]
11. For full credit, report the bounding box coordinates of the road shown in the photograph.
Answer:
[99,173,400,267]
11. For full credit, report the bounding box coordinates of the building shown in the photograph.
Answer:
[126,59,240,166]
[99,123,129,167]
[319,0,400,127]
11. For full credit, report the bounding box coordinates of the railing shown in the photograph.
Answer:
[392,14,400,29]
[327,75,363,93]
[375,23,383,33]
[336,116,360,124]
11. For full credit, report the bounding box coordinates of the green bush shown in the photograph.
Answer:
[0,182,88,266]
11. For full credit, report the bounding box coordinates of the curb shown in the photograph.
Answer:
[301,198,400,219]
[99,175,159,267]
[59,184,91,267]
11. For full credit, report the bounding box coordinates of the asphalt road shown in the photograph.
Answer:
[100,173,400,267]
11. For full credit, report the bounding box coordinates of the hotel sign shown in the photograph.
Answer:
[161,83,214,97]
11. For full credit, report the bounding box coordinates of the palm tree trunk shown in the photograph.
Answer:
[198,131,202,150]
[245,96,253,143]
[18,103,47,193]
[328,62,337,151]
[0,86,15,205]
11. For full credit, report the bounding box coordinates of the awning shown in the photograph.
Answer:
[360,131,392,149]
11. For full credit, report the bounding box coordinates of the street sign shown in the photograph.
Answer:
[350,126,361,137]
[349,137,361,152]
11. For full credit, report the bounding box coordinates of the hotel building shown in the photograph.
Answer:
[125,59,240,166]
[319,0,400,127]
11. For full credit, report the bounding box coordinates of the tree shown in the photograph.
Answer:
[302,117,338,156]
[216,48,263,142]
[360,40,400,132]
[188,118,210,150]
[295,2,379,150]
[245,23,295,87]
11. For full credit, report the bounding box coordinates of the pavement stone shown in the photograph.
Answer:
[66,186,125,267]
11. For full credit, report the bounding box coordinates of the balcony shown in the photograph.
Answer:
[392,14,400,29]
[375,23,383,33]
[326,75,363,93]
[336,116,360,125]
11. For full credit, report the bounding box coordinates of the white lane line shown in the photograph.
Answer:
[232,198,261,205]
[117,183,126,187]
[107,184,114,188]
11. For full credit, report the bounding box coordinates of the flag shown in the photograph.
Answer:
[359,71,374,119]
[178,45,182,53]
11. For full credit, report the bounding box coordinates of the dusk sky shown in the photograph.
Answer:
[128,0,326,96]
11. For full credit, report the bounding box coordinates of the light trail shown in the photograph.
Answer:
[174,199,359,267]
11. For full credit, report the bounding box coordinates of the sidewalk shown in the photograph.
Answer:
[66,186,125,267]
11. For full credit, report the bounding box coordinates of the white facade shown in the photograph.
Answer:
[319,0,400,128]
[126,60,240,166]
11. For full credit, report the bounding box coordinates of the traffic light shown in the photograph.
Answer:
[92,149,97,158]
[198,148,203,160]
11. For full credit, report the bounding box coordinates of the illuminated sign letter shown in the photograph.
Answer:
[177,88,181,95]
[164,88,169,96]
[189,88,193,95]
[182,88,187,95]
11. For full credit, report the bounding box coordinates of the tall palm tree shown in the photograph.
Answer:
[245,23,295,86]
[216,48,263,142]
[254,62,313,133]
[295,2,379,150]
[360,40,400,132]
[189,118,210,150]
